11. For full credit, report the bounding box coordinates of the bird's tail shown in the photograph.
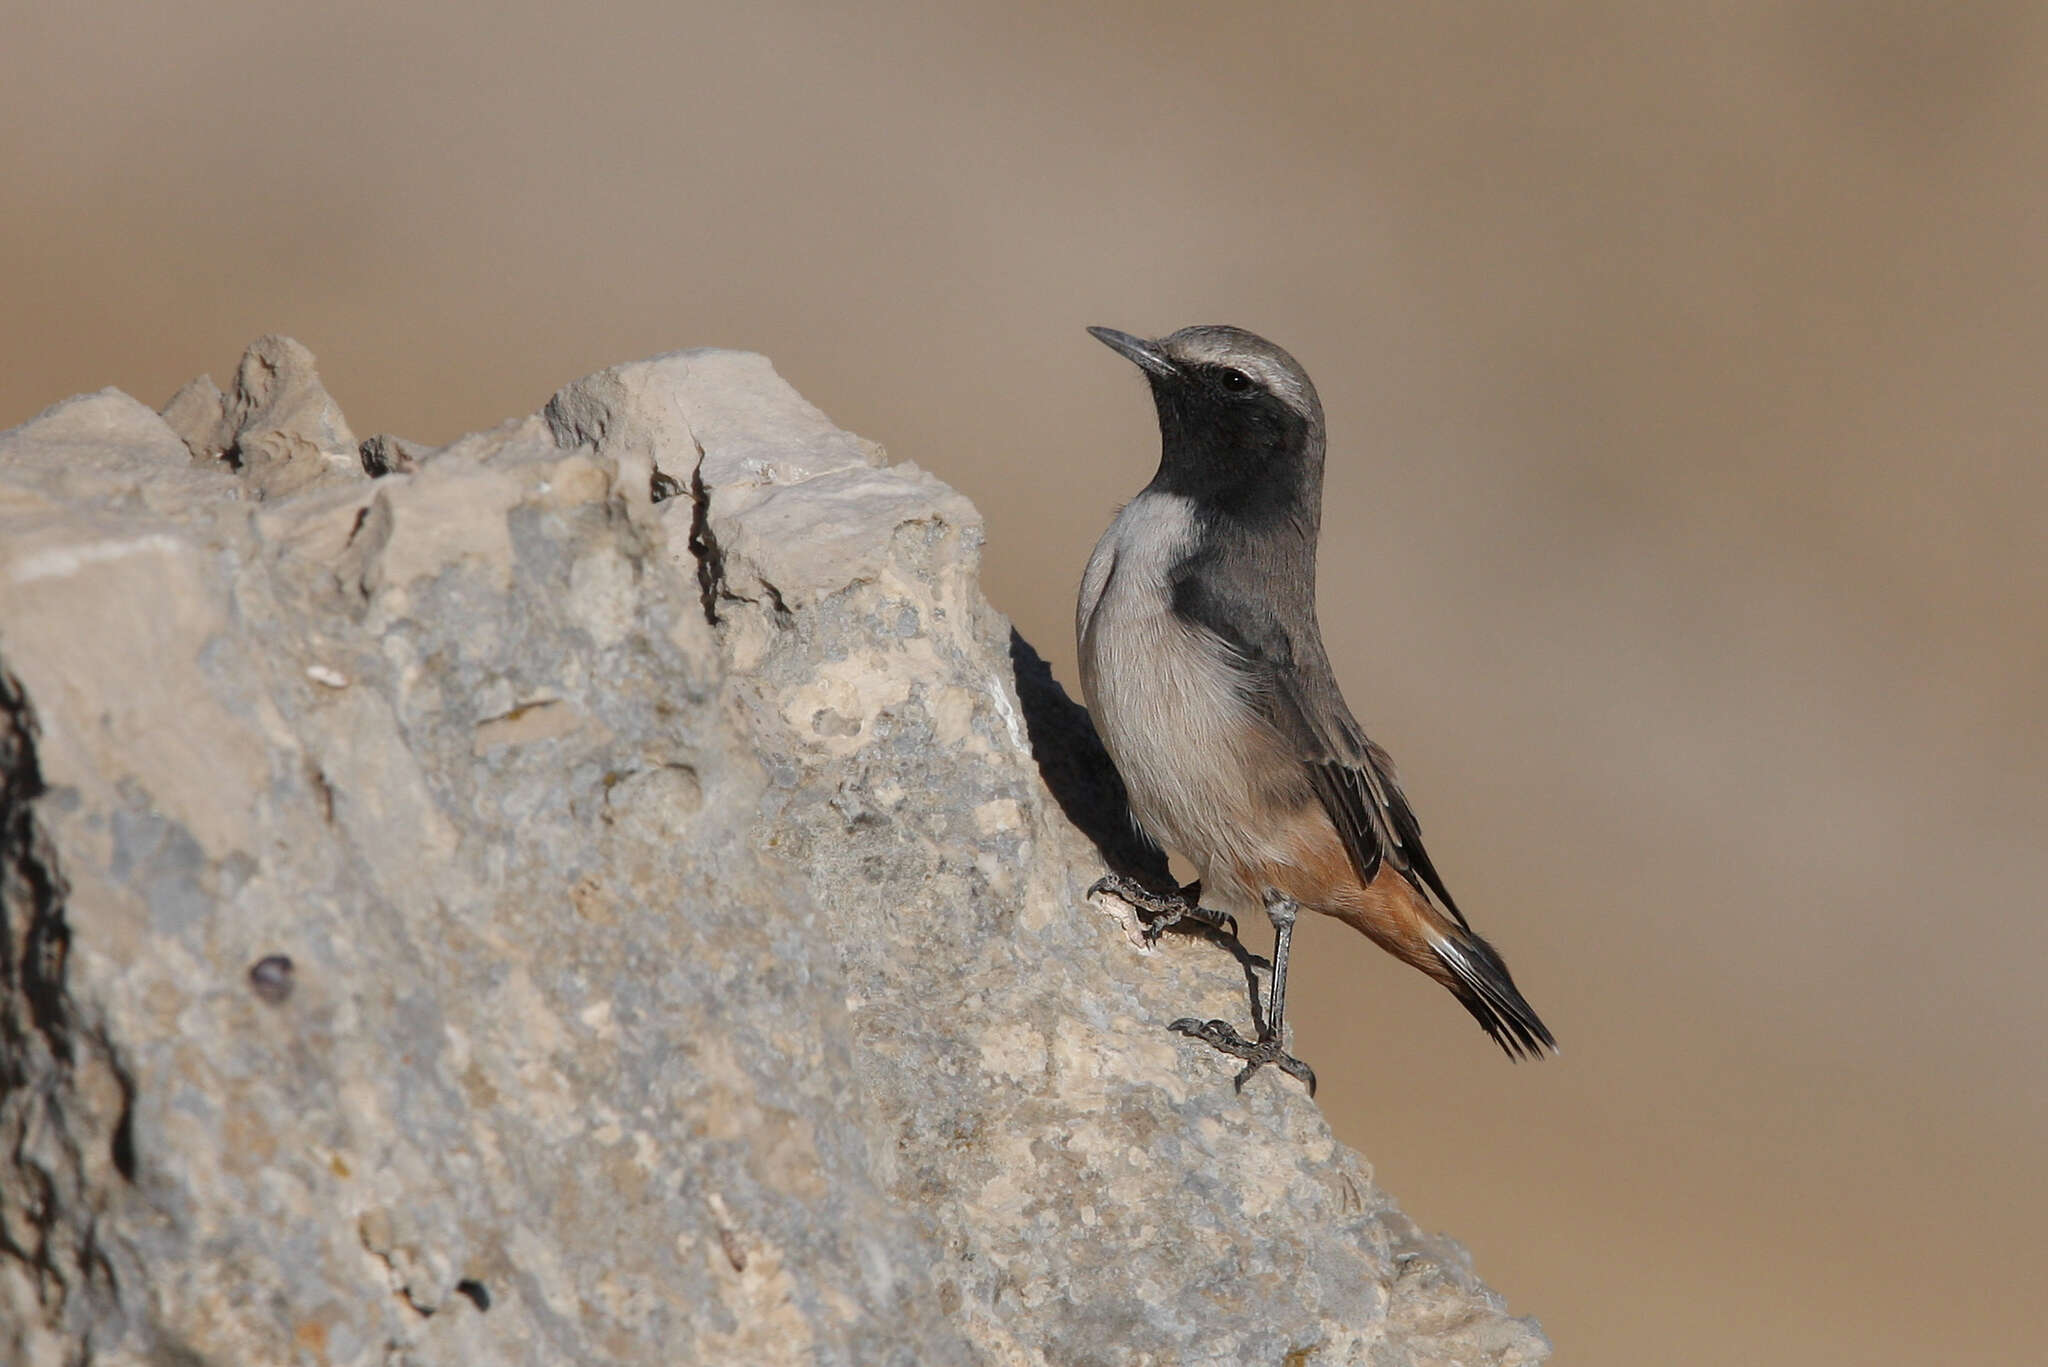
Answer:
[1318,855,1557,1061]
[1430,929,1557,1062]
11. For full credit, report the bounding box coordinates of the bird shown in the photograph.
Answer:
[1078,324,1556,1092]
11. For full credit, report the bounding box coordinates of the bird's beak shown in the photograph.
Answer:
[1087,327,1178,378]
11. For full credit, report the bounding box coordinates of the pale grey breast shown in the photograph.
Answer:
[1076,491,1299,913]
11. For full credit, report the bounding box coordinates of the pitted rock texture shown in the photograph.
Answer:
[0,338,1548,1366]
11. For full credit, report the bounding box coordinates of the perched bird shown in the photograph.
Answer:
[1079,324,1556,1091]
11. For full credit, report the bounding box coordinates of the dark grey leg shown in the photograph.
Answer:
[1169,895,1317,1094]
[1266,896,1297,1038]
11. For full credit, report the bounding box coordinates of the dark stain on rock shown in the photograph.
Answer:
[249,954,295,1004]
[719,1226,748,1272]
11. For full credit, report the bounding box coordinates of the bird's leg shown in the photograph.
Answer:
[1088,873,1238,943]
[1170,894,1317,1094]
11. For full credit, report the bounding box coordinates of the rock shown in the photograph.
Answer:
[358,433,441,479]
[225,333,361,498]
[158,374,233,466]
[0,340,1547,1365]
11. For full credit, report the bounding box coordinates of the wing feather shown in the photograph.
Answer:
[1171,569,1467,927]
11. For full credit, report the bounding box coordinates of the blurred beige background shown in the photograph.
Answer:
[7,4,2045,1362]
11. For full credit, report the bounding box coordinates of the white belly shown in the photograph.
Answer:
[1076,493,1293,913]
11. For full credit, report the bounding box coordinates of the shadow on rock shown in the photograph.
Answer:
[1006,630,1273,981]
[1005,629,1171,890]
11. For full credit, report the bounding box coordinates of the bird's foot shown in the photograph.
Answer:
[1087,874,1237,945]
[1168,1017,1317,1095]
[1087,872,1186,919]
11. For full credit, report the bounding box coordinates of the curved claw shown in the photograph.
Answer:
[1278,1054,1318,1096]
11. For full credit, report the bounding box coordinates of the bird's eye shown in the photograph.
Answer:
[1220,368,1252,392]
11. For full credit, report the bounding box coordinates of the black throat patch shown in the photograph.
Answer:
[1144,364,1322,530]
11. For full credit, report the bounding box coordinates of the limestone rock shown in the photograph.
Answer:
[207,333,362,499]
[0,340,1547,1365]
[357,433,441,479]
[158,374,233,466]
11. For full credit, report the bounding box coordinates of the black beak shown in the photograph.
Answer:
[1087,326,1178,379]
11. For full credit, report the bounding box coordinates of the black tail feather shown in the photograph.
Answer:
[1433,931,1557,1062]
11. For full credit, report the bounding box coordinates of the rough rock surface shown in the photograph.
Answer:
[0,338,1548,1366]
